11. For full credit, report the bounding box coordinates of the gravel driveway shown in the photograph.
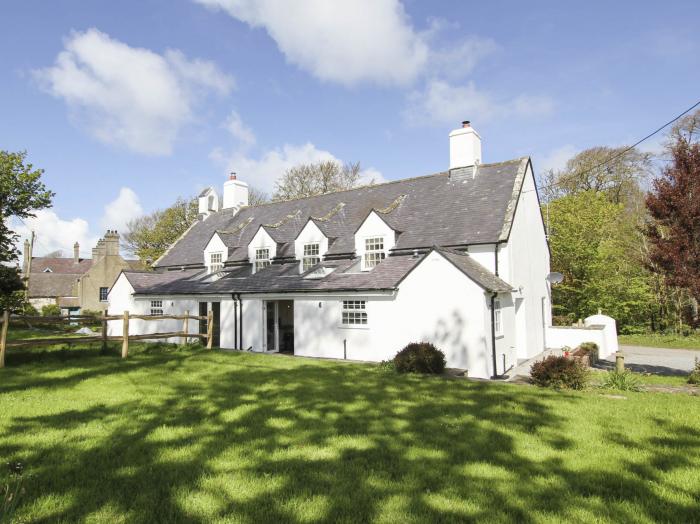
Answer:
[601,345,700,375]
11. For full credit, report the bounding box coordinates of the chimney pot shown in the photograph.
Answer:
[462,120,470,128]
[229,172,237,180]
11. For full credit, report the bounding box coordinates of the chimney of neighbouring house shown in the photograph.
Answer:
[23,239,31,274]
[449,120,482,170]
[222,171,249,212]
[92,238,106,261]
[73,242,80,264]
[103,230,120,256]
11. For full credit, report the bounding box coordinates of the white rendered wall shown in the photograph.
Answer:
[292,251,502,378]
[467,244,496,274]
[504,164,551,359]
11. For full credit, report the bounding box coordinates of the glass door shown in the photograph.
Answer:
[265,301,277,351]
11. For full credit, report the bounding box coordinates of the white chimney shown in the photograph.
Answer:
[198,188,220,218]
[222,173,249,211]
[449,121,482,169]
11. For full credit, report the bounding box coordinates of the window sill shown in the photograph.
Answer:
[338,324,370,330]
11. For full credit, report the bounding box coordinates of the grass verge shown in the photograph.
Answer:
[619,333,700,350]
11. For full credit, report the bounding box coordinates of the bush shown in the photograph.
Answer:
[600,370,642,391]
[689,358,700,385]
[41,304,61,317]
[377,360,396,374]
[530,355,589,390]
[393,342,446,374]
[576,342,599,364]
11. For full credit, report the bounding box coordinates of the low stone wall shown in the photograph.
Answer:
[545,314,618,359]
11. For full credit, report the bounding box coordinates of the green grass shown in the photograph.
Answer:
[619,332,700,350]
[1,343,700,523]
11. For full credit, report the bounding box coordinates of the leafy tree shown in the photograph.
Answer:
[124,197,198,264]
[272,160,366,201]
[540,146,651,206]
[645,138,700,324]
[0,150,54,264]
[548,191,653,328]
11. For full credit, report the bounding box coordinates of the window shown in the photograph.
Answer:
[99,287,108,302]
[494,299,502,336]
[342,300,367,325]
[363,236,386,270]
[255,248,270,272]
[302,242,320,271]
[150,300,163,316]
[209,252,223,273]
[43,268,53,273]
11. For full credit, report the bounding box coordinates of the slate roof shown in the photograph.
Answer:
[123,247,512,296]
[27,273,78,298]
[156,157,530,268]
[30,257,92,274]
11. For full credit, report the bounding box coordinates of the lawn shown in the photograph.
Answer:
[619,332,700,350]
[1,341,699,523]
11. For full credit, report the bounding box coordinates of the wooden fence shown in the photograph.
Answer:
[0,309,214,368]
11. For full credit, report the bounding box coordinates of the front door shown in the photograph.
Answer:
[212,302,221,347]
[264,301,277,351]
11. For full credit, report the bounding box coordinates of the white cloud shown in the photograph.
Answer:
[101,187,143,233]
[34,28,234,155]
[195,0,429,86]
[404,80,555,126]
[223,110,256,149]
[537,144,578,173]
[13,210,92,258]
[211,141,385,192]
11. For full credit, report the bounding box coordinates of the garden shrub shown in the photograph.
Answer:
[600,370,642,391]
[41,304,61,317]
[377,360,396,374]
[576,342,599,364]
[689,358,700,385]
[393,342,446,374]
[530,355,589,390]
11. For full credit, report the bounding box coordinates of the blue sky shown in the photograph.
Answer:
[2,0,699,257]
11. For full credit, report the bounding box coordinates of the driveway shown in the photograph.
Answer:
[601,345,700,375]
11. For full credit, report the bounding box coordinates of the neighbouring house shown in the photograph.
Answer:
[24,231,141,314]
[108,122,553,378]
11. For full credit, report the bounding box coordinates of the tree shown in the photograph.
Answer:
[665,108,700,147]
[540,146,651,206]
[0,150,54,264]
[248,186,269,206]
[645,138,700,323]
[272,160,366,201]
[548,191,653,328]
[124,197,198,264]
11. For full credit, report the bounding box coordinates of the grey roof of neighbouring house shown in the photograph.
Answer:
[27,273,79,298]
[156,157,531,268]
[122,247,512,296]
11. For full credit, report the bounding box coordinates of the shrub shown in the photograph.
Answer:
[41,304,61,317]
[600,370,642,391]
[689,358,700,385]
[377,360,396,374]
[576,342,599,364]
[393,342,446,374]
[530,355,588,390]
[80,309,102,318]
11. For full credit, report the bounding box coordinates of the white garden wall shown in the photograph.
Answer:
[545,314,618,359]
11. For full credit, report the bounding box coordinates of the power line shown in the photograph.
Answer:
[529,98,700,195]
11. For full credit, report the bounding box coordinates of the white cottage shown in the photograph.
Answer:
[109,122,552,379]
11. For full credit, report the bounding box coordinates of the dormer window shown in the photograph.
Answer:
[255,248,270,272]
[363,236,386,270]
[302,243,320,271]
[209,252,223,273]
[43,268,53,273]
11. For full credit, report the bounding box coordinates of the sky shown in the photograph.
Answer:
[2,0,699,259]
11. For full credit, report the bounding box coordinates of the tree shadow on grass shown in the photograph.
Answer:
[1,351,699,523]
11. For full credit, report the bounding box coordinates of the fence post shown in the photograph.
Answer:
[122,311,129,359]
[207,310,213,349]
[615,351,625,373]
[101,310,108,354]
[0,310,9,368]
[182,310,189,346]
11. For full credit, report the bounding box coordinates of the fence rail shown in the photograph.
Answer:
[0,309,214,368]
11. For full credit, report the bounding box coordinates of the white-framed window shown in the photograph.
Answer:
[150,300,163,316]
[43,268,53,273]
[363,236,386,270]
[255,248,270,272]
[302,242,320,272]
[209,252,223,273]
[494,298,502,336]
[342,300,367,325]
[99,287,108,302]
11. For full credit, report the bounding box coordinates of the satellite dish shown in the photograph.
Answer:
[546,272,564,284]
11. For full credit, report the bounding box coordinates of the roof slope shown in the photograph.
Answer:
[157,157,529,268]
[436,248,513,293]
[27,273,78,298]
[30,257,92,274]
